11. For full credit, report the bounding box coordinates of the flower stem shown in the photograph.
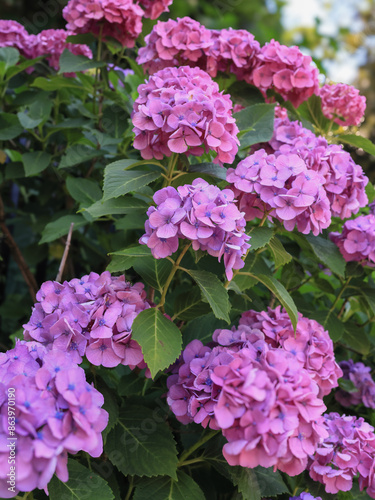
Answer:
[178,430,219,464]
[158,243,191,310]
[162,153,179,187]
[124,476,134,500]
[329,276,352,315]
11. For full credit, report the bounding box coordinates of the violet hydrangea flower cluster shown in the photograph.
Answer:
[335,359,375,409]
[23,271,151,371]
[63,0,144,48]
[226,149,331,236]
[329,214,375,266]
[309,412,375,497]
[132,65,239,165]
[167,321,328,476]
[319,83,366,126]
[0,341,108,497]
[139,179,250,280]
[239,307,343,397]
[290,494,321,500]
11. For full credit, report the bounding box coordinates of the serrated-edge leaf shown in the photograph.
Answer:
[103,166,159,201]
[86,197,147,218]
[133,257,173,293]
[173,288,211,321]
[58,49,106,74]
[340,134,375,157]
[133,471,205,500]
[40,215,87,244]
[305,234,346,278]
[22,151,51,176]
[268,236,292,268]
[66,176,102,205]
[248,226,274,251]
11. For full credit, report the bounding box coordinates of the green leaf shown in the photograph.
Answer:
[106,406,178,478]
[32,75,87,91]
[226,81,265,108]
[48,459,114,500]
[268,236,292,268]
[133,257,173,293]
[338,378,358,393]
[235,103,276,148]
[103,163,159,201]
[305,234,346,278]
[248,226,273,250]
[0,113,23,140]
[66,33,96,44]
[253,467,289,497]
[131,308,182,378]
[229,467,261,500]
[310,310,344,342]
[184,269,230,323]
[133,471,205,500]
[102,106,129,139]
[342,323,370,355]
[297,94,330,133]
[40,215,87,244]
[233,253,271,292]
[188,162,228,180]
[183,313,228,346]
[108,246,152,272]
[366,182,375,203]
[59,145,106,169]
[173,288,211,321]
[58,49,106,74]
[340,134,375,157]
[17,110,42,129]
[22,151,51,176]
[66,177,102,205]
[0,47,19,74]
[86,197,147,218]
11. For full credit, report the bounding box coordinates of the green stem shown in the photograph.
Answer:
[178,430,219,464]
[93,24,104,117]
[329,276,352,315]
[158,243,191,310]
[124,476,134,500]
[178,457,205,468]
[162,153,179,187]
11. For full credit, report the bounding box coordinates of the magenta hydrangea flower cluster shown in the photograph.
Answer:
[252,113,369,220]
[309,413,375,497]
[319,83,366,126]
[239,307,343,397]
[167,320,328,476]
[329,214,375,266]
[23,271,151,371]
[226,149,331,236]
[137,18,319,107]
[0,341,108,497]
[132,65,239,165]
[138,0,173,19]
[290,494,321,500]
[139,179,250,280]
[0,20,31,57]
[63,0,144,48]
[335,359,375,409]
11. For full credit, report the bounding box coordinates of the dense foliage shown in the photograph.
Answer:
[1,1,375,499]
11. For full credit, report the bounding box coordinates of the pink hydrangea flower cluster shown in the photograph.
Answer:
[138,0,173,19]
[63,0,144,48]
[319,83,366,126]
[309,412,375,497]
[329,214,375,266]
[0,20,31,57]
[251,39,319,107]
[239,307,342,397]
[226,149,331,236]
[0,341,108,497]
[257,114,368,220]
[139,180,251,280]
[132,65,239,165]
[167,323,328,476]
[23,271,151,371]
[335,359,375,409]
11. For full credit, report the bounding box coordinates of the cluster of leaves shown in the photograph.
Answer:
[1,22,375,500]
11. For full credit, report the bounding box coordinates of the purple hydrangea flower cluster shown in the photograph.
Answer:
[167,321,328,477]
[290,494,321,500]
[319,83,366,126]
[239,307,343,397]
[309,412,375,497]
[132,66,239,165]
[23,272,151,371]
[139,180,251,280]
[0,341,108,497]
[329,214,375,267]
[335,359,375,408]
[253,114,369,220]
[0,20,31,57]
[138,0,173,19]
[226,149,331,236]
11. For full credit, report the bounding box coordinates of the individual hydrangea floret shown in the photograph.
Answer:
[0,341,108,497]
[239,306,343,397]
[250,39,319,107]
[23,272,151,372]
[132,65,239,165]
[226,149,331,236]
[63,0,144,48]
[290,494,322,500]
[138,0,173,19]
[0,20,32,57]
[335,359,375,408]
[320,83,366,126]
[329,214,375,267]
[309,412,375,497]
[139,180,251,280]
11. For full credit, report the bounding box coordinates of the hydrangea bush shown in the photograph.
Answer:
[0,1,375,499]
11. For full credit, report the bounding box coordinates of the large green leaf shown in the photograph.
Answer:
[32,75,87,91]
[48,460,114,500]
[268,236,292,268]
[108,246,152,272]
[133,471,205,500]
[66,176,102,205]
[235,103,276,148]
[309,310,344,342]
[58,49,106,74]
[183,313,228,346]
[365,182,375,203]
[22,151,51,176]
[105,406,178,478]
[59,145,106,169]
[340,134,375,157]
[305,234,346,278]
[342,323,370,355]
[0,47,19,75]
[253,467,289,497]
[248,226,273,251]
[184,269,230,323]
[233,253,271,292]
[103,162,159,201]
[40,215,87,244]
[131,308,182,377]
[227,81,265,107]
[173,288,211,321]
[86,197,148,218]
[297,94,331,133]
[0,113,23,140]
[133,257,173,292]
[229,467,261,500]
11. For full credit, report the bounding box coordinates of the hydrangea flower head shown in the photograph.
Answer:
[0,341,108,497]
[132,66,239,165]
[329,214,375,266]
[335,359,375,408]
[139,179,250,279]
[320,83,366,126]
[63,0,144,48]
[23,272,151,372]
[138,0,173,19]
[0,20,31,57]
